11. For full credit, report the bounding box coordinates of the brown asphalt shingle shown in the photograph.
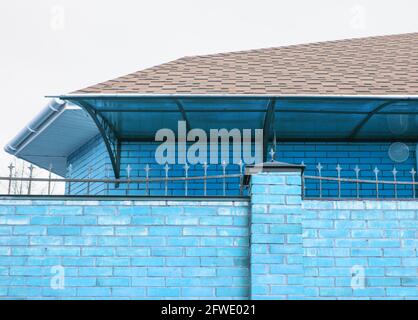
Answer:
[73,33,418,96]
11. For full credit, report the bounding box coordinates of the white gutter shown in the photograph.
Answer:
[4,98,66,155]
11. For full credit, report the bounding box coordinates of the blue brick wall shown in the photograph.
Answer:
[1,168,417,299]
[67,137,416,198]
[0,198,250,299]
[302,200,418,299]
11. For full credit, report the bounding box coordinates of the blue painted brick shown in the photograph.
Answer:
[78,267,113,276]
[216,287,248,297]
[30,216,62,225]
[62,257,95,266]
[131,277,165,286]
[81,226,114,235]
[167,237,199,246]
[13,226,46,235]
[182,287,214,297]
[48,226,80,236]
[46,247,80,256]
[148,287,180,297]
[131,257,165,266]
[166,257,200,267]
[186,247,217,256]
[97,277,130,286]
[82,247,114,256]
[132,216,165,225]
[114,267,147,277]
[96,257,130,266]
[149,227,181,236]
[183,227,216,236]
[64,216,97,225]
[115,227,147,236]
[98,216,131,225]
[113,287,146,297]
[77,287,111,297]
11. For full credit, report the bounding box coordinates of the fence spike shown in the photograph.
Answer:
[392,167,398,199]
[184,163,189,196]
[126,164,132,179]
[269,148,275,162]
[27,164,35,195]
[126,164,132,195]
[300,161,306,198]
[336,164,342,198]
[7,162,15,195]
[47,164,53,195]
[238,159,244,196]
[374,166,380,198]
[67,164,72,195]
[316,163,323,198]
[222,160,227,196]
[354,165,360,198]
[203,162,208,196]
[104,164,110,195]
[410,167,416,198]
[164,163,170,196]
[145,164,150,196]
[87,166,92,195]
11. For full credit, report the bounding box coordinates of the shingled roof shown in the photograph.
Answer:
[74,33,418,96]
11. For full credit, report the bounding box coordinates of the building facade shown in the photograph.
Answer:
[2,33,418,299]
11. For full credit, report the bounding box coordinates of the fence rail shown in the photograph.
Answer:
[2,160,418,199]
[0,162,245,197]
[302,163,417,199]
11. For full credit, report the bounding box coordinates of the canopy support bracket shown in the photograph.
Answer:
[262,99,276,162]
[175,99,191,131]
[348,100,405,139]
[71,100,121,179]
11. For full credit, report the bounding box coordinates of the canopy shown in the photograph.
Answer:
[6,95,418,177]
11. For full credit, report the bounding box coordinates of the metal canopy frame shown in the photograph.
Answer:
[262,99,276,162]
[175,99,191,131]
[73,100,122,179]
[65,96,418,178]
[348,100,408,139]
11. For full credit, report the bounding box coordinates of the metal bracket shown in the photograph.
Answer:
[348,100,404,139]
[175,99,191,131]
[71,100,121,179]
[262,99,276,162]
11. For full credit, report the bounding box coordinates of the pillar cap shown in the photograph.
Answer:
[243,161,305,185]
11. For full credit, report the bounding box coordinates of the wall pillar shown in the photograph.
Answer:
[245,162,305,299]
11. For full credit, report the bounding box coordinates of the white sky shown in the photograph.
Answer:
[0,0,417,174]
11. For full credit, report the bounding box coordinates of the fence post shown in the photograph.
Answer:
[164,163,169,196]
[410,168,416,198]
[316,163,323,198]
[354,165,360,198]
[374,166,380,198]
[392,167,398,199]
[145,164,150,196]
[7,163,14,195]
[203,162,208,196]
[67,164,72,195]
[243,161,305,299]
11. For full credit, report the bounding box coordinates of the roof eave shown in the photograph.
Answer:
[51,93,418,101]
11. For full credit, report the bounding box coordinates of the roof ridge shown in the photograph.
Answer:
[180,32,418,60]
